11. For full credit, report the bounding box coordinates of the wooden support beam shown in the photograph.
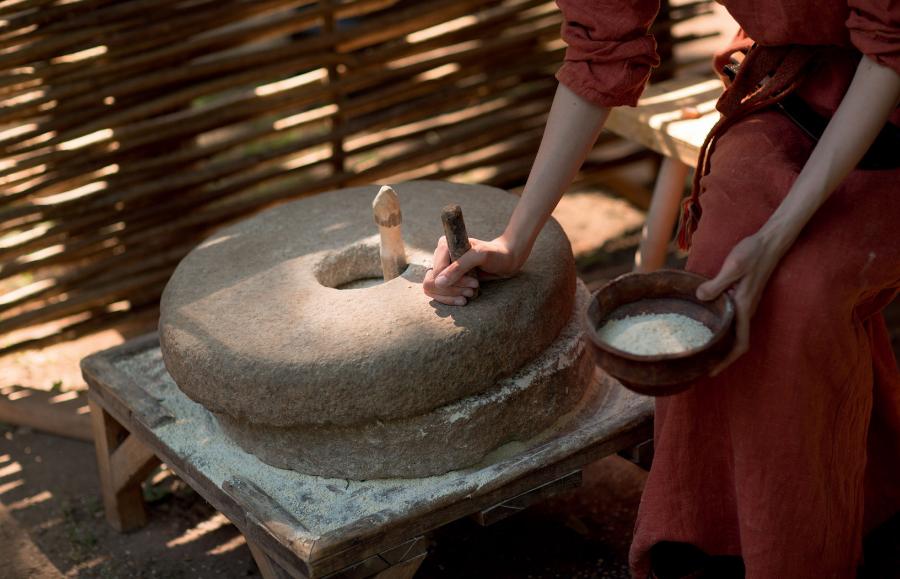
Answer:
[618,439,654,471]
[88,398,149,532]
[110,432,160,496]
[473,470,583,527]
[0,385,92,442]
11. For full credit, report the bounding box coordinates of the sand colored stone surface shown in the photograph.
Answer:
[217,283,595,478]
[159,180,576,427]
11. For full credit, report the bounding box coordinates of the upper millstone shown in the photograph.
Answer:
[158,181,577,427]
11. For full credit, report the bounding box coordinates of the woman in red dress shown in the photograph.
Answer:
[423,1,900,577]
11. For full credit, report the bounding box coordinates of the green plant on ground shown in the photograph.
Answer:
[60,499,100,563]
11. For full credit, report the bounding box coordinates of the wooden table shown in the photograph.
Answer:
[606,75,723,272]
[606,75,722,168]
[82,333,653,579]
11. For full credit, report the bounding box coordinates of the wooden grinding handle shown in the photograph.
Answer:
[373,185,407,281]
[440,204,479,299]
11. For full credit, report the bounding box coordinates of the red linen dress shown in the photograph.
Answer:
[554,1,900,577]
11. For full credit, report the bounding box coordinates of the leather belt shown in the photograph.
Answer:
[723,62,900,171]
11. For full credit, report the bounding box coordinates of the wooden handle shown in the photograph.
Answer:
[440,204,479,298]
[373,186,407,281]
[440,204,472,261]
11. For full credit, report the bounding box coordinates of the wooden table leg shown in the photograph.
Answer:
[618,438,654,471]
[634,157,690,273]
[248,540,297,579]
[89,398,160,532]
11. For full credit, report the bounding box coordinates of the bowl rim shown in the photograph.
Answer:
[585,269,735,362]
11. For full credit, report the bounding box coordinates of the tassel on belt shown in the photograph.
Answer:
[676,45,819,251]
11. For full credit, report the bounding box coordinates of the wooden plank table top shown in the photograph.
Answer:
[605,75,723,167]
[82,333,653,578]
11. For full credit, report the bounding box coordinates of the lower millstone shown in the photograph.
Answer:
[216,283,598,479]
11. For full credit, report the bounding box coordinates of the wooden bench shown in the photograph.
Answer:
[605,75,723,271]
[82,333,653,579]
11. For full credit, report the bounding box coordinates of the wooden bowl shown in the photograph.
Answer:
[585,270,735,396]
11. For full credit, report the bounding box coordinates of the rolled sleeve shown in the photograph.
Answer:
[555,0,661,108]
[846,0,900,75]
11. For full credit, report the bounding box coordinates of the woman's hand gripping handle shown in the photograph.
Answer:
[423,83,611,306]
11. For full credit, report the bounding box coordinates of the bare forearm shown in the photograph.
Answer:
[503,83,610,260]
[761,55,900,250]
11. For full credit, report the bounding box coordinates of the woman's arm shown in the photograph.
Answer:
[501,84,611,263]
[424,0,658,305]
[423,83,609,305]
[698,55,900,374]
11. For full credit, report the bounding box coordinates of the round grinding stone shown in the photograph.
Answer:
[159,180,576,427]
[215,283,596,479]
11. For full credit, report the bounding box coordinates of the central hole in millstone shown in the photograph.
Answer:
[336,276,385,290]
[314,241,409,290]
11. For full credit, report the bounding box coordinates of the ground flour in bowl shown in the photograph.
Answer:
[597,313,713,356]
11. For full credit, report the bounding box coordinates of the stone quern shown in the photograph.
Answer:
[159,181,597,479]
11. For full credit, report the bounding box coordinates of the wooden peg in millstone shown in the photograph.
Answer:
[372,185,407,281]
[440,203,479,299]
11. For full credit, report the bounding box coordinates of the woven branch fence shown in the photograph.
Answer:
[0,0,716,355]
